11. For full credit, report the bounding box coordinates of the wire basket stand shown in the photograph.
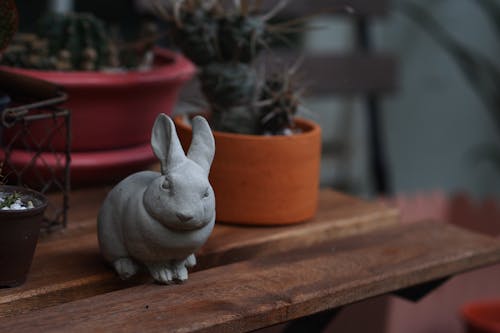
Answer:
[1,70,71,233]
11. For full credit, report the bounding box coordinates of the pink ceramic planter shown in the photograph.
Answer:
[0,144,156,186]
[1,48,195,185]
[1,48,195,152]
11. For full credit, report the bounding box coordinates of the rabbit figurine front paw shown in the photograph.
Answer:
[97,114,215,285]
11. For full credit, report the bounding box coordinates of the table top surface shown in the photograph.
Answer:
[1,188,500,333]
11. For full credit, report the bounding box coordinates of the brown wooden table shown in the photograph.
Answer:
[1,188,500,332]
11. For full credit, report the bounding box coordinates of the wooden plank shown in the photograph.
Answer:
[0,189,398,317]
[262,52,398,95]
[2,222,500,332]
[302,53,398,95]
[261,0,390,17]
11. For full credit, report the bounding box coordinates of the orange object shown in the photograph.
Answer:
[175,115,322,225]
[462,301,500,333]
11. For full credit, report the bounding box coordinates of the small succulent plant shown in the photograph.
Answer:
[1,11,156,71]
[159,0,303,135]
[0,162,28,210]
[0,191,21,209]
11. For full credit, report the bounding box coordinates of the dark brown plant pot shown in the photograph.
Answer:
[0,186,48,288]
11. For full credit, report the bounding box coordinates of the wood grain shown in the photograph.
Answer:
[2,222,500,333]
[0,189,398,317]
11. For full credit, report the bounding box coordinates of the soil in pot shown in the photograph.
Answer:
[0,185,48,287]
[175,115,322,226]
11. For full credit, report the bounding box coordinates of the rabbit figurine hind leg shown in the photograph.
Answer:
[98,200,141,280]
[146,255,194,284]
[113,257,140,280]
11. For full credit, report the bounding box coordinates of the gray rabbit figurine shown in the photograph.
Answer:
[97,114,216,284]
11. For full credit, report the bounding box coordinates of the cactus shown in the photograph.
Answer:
[168,2,219,66]
[0,0,18,53]
[37,12,115,71]
[218,14,269,63]
[1,33,56,69]
[200,62,258,109]
[161,0,302,135]
[1,12,156,71]
[166,0,271,66]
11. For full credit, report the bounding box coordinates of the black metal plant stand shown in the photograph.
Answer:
[0,70,71,232]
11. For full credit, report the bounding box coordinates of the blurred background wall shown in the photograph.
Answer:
[377,0,500,198]
[304,0,500,198]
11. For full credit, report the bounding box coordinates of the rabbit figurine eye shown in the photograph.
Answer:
[161,179,171,191]
[202,188,210,199]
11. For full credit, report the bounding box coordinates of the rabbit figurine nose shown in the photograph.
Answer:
[176,213,193,223]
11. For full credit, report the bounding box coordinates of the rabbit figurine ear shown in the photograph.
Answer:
[187,116,215,174]
[151,113,186,174]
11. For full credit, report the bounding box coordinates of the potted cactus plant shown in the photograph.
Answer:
[164,0,322,225]
[0,10,195,184]
[0,163,49,287]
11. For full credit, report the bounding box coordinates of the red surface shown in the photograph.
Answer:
[1,48,195,152]
[2,143,157,186]
[462,301,500,333]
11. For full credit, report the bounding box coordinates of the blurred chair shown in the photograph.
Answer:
[169,0,397,195]
[266,0,398,195]
[268,1,399,332]
[382,191,500,333]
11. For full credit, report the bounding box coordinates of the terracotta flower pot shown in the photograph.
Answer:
[174,115,322,225]
[462,301,500,333]
[0,185,48,287]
